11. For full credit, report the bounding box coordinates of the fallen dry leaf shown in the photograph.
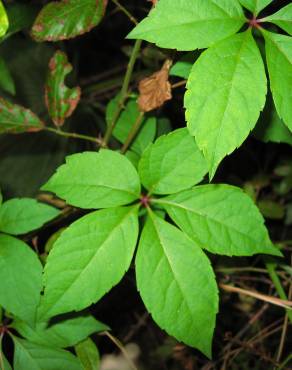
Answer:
[138,59,172,112]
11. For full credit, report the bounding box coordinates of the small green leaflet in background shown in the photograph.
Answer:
[138,128,208,194]
[0,57,15,95]
[0,234,42,325]
[13,337,82,370]
[264,4,292,36]
[170,52,198,79]
[258,200,285,220]
[31,0,107,42]
[0,198,60,235]
[185,30,267,179]
[75,338,100,370]
[136,212,218,358]
[40,206,139,319]
[4,3,38,39]
[239,0,273,15]
[106,96,156,155]
[45,51,81,127]
[253,98,292,146]
[127,0,245,51]
[13,315,108,349]
[264,31,292,132]
[42,150,141,209]
[0,98,44,134]
[0,0,8,37]
[159,184,281,256]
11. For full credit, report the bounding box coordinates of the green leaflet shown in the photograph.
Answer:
[0,0,8,37]
[158,184,281,256]
[42,150,141,209]
[13,337,82,370]
[12,315,108,349]
[0,198,60,235]
[0,189,2,206]
[1,352,12,370]
[253,97,292,146]
[239,0,272,15]
[127,0,245,51]
[185,30,267,179]
[136,212,218,357]
[0,57,15,95]
[264,4,292,36]
[106,97,156,155]
[0,235,42,325]
[5,3,38,39]
[41,206,139,319]
[31,0,107,42]
[264,31,292,132]
[75,338,100,370]
[170,52,198,79]
[0,98,44,134]
[138,128,208,194]
[45,51,81,127]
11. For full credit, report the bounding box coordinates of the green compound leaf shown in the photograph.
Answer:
[185,31,267,179]
[13,315,108,349]
[13,337,82,370]
[42,150,141,209]
[0,234,42,324]
[45,51,81,127]
[264,4,292,36]
[0,0,9,37]
[40,206,139,319]
[0,198,60,235]
[0,57,15,95]
[31,0,107,42]
[0,98,44,134]
[138,128,208,195]
[159,184,281,257]
[127,0,245,51]
[75,338,100,370]
[239,0,272,15]
[136,212,218,357]
[264,31,292,132]
[106,96,156,155]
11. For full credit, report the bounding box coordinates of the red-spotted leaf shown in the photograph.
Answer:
[0,98,44,134]
[31,0,107,42]
[45,51,81,127]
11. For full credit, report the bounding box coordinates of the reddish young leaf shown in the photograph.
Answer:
[31,0,107,42]
[0,98,44,134]
[45,51,81,127]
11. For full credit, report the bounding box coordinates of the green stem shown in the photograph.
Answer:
[266,261,292,323]
[103,39,142,146]
[111,0,138,24]
[121,112,144,153]
[44,127,103,146]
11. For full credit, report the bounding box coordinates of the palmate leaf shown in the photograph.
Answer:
[13,337,82,370]
[13,315,108,349]
[158,184,281,256]
[136,211,218,357]
[264,31,292,132]
[185,30,267,179]
[45,51,81,127]
[31,0,107,42]
[138,128,208,194]
[75,338,100,370]
[0,235,42,325]
[0,98,44,134]
[264,4,292,36]
[42,150,141,209]
[127,0,245,51]
[0,198,60,235]
[239,0,272,15]
[40,206,139,319]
